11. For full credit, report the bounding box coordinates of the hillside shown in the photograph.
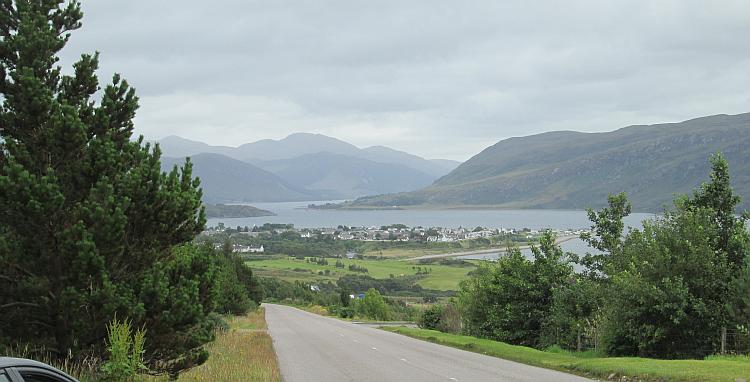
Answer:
[157,133,458,177]
[258,152,436,199]
[352,113,750,212]
[161,153,317,203]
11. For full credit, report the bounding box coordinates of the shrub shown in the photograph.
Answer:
[355,289,390,320]
[418,305,444,330]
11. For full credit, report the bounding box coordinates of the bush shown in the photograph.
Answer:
[355,289,390,320]
[418,305,444,330]
[417,302,461,333]
[337,306,356,319]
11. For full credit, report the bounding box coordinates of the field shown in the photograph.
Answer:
[383,327,750,382]
[249,256,475,290]
[178,307,281,382]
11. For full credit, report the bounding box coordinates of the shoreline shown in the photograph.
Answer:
[406,235,579,261]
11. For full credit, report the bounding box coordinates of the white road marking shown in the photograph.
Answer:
[353,339,359,343]
[400,358,407,362]
[449,378,458,381]
[371,347,377,350]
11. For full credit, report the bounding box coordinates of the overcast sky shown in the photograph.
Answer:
[61,1,750,160]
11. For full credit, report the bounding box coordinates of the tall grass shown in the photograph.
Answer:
[178,307,281,382]
[1,344,99,381]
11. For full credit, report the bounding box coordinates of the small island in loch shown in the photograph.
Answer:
[204,203,276,218]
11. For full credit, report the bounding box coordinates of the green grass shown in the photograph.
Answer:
[382,327,750,382]
[249,257,474,290]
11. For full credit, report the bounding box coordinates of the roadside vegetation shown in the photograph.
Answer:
[397,154,750,381]
[0,2,264,379]
[383,327,750,382]
[178,308,281,382]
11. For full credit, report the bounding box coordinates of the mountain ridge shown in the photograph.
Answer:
[156,133,459,177]
[351,112,750,212]
[157,133,462,202]
[160,153,317,203]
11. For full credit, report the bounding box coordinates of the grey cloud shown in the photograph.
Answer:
[58,0,750,160]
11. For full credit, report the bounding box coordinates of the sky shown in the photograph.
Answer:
[60,1,750,161]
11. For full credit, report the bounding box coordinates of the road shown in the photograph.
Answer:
[406,235,579,261]
[265,304,592,382]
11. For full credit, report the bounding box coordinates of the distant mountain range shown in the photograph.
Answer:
[351,113,750,212]
[160,153,315,203]
[158,134,461,203]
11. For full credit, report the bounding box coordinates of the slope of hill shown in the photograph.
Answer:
[258,152,436,199]
[430,159,462,173]
[358,146,455,177]
[352,113,750,212]
[161,153,317,203]
[157,133,459,177]
[234,133,361,162]
[157,135,235,158]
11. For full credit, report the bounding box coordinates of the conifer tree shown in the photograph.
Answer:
[0,0,206,366]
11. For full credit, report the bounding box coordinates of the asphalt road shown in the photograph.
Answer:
[265,304,592,382]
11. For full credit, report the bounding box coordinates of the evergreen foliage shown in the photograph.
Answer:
[0,1,249,373]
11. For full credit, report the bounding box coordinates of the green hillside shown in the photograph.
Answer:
[352,113,750,212]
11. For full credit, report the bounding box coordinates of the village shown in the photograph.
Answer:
[201,222,588,254]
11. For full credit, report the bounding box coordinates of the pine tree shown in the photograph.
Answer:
[0,0,206,366]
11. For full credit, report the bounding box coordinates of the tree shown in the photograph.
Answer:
[339,290,350,307]
[460,232,572,348]
[547,276,604,351]
[729,256,750,334]
[356,288,390,320]
[582,154,750,358]
[0,0,207,371]
[682,152,747,269]
[600,207,736,358]
[580,192,631,275]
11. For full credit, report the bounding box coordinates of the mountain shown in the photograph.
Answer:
[156,133,459,177]
[156,133,462,201]
[429,159,462,172]
[233,133,361,162]
[157,135,234,158]
[358,146,456,177]
[258,152,436,199]
[351,113,750,212]
[161,153,316,203]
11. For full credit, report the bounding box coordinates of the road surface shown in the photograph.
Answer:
[265,304,592,382]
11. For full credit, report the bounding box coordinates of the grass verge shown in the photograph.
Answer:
[382,326,750,382]
[178,307,281,382]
